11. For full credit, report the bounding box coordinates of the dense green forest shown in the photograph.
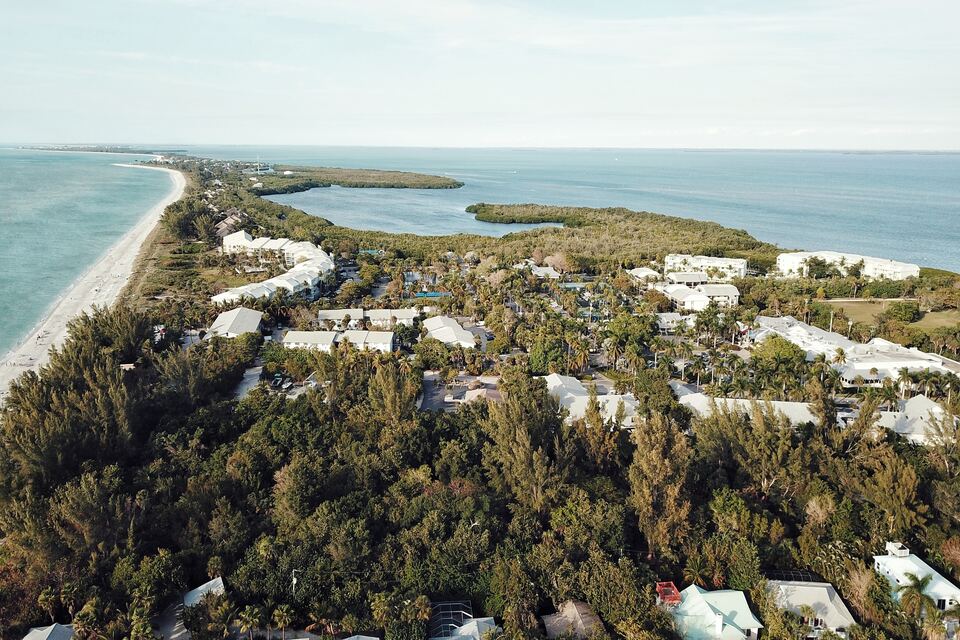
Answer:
[3,157,960,639]
[250,166,464,196]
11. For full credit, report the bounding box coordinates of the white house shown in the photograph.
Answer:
[669,380,818,426]
[766,580,856,638]
[365,308,419,328]
[428,618,499,640]
[544,373,638,427]
[222,230,253,253]
[670,584,762,639]
[874,542,960,617]
[207,307,263,339]
[696,284,740,307]
[184,576,226,608]
[317,308,365,329]
[22,624,74,640]
[656,312,693,334]
[667,272,711,286]
[318,308,420,329]
[423,316,476,349]
[627,266,660,282]
[338,330,396,353]
[661,284,740,311]
[514,259,562,279]
[282,331,338,352]
[776,251,920,280]
[876,395,952,445]
[665,254,748,280]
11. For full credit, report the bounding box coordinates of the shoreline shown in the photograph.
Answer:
[0,163,187,400]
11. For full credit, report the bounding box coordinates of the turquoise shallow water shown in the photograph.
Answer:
[185,146,960,273]
[0,149,174,357]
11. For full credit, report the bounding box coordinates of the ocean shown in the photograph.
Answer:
[0,149,174,357]
[1,145,958,357]
[185,146,960,274]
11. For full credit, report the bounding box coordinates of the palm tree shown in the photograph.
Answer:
[237,605,263,640]
[683,554,708,587]
[273,605,294,640]
[897,572,937,621]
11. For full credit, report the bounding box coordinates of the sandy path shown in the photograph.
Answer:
[0,164,186,400]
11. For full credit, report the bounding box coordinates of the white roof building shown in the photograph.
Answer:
[338,330,396,353]
[544,373,638,427]
[665,254,748,280]
[318,308,420,329]
[671,584,762,640]
[423,316,476,349]
[317,308,365,328]
[776,251,920,281]
[669,380,817,426]
[627,266,660,281]
[755,316,957,386]
[514,259,562,279]
[428,618,499,640]
[877,395,952,445]
[184,576,226,608]
[207,307,263,339]
[661,284,739,311]
[874,542,960,613]
[667,272,711,286]
[214,235,334,304]
[766,580,855,638]
[222,230,253,253]
[753,316,856,361]
[656,312,693,334]
[23,624,74,640]
[282,331,338,352]
[365,308,419,327]
[837,338,954,386]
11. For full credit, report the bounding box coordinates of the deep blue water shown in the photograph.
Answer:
[0,148,174,356]
[184,146,960,273]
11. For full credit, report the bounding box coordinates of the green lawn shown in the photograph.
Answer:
[912,309,960,329]
[824,300,960,329]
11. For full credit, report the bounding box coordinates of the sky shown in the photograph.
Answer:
[1,0,958,149]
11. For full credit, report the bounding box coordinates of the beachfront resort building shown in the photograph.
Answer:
[423,316,476,349]
[660,283,740,311]
[753,315,958,386]
[776,251,920,280]
[213,232,335,305]
[665,254,748,281]
[207,307,263,339]
[765,580,856,638]
[545,373,638,427]
[874,542,960,625]
[657,583,762,639]
[282,330,395,353]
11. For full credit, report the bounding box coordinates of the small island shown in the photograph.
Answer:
[249,165,464,195]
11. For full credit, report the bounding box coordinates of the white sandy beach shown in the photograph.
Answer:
[0,163,186,399]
